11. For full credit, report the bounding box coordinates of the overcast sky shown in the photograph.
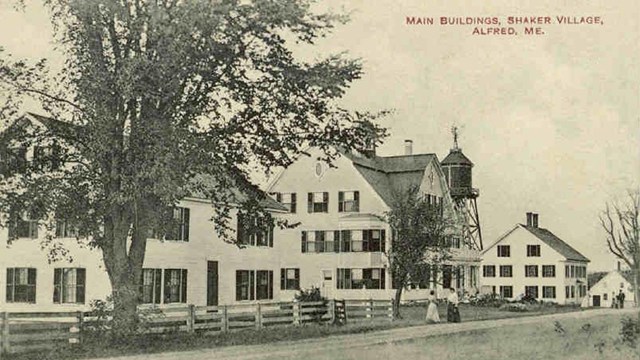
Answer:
[1,1,638,271]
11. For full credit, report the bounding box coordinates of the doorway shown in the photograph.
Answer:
[207,261,219,306]
[592,295,601,307]
[321,269,333,299]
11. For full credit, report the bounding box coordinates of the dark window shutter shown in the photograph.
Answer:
[154,269,162,304]
[363,230,370,252]
[53,268,61,303]
[181,269,188,303]
[381,269,386,289]
[295,269,300,289]
[280,269,285,290]
[76,268,86,303]
[338,192,344,212]
[307,193,313,213]
[249,271,255,301]
[334,231,340,253]
[381,230,386,252]
[30,220,38,239]
[268,271,273,299]
[301,231,307,253]
[237,213,245,244]
[354,191,360,211]
[6,268,14,302]
[323,192,329,212]
[276,193,282,203]
[268,224,274,247]
[7,216,15,239]
[163,270,171,303]
[236,271,242,301]
[291,193,297,213]
[183,208,190,242]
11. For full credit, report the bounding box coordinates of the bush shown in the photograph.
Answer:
[620,317,640,347]
[499,303,529,312]
[469,293,509,308]
[295,287,328,324]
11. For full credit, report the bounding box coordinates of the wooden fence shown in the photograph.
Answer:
[0,299,393,356]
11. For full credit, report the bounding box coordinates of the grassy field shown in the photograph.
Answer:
[10,303,586,360]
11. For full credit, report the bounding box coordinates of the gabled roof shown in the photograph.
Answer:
[589,270,635,289]
[521,225,590,262]
[588,271,608,288]
[341,151,438,206]
[483,224,590,263]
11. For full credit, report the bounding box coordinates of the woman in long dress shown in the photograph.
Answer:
[425,290,440,323]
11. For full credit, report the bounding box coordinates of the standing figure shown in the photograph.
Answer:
[618,290,626,309]
[447,287,461,323]
[425,290,440,323]
[611,292,618,308]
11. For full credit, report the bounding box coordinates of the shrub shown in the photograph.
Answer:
[620,316,640,347]
[469,293,508,307]
[499,303,529,312]
[295,287,328,324]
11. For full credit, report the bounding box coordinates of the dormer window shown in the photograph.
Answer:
[338,191,359,212]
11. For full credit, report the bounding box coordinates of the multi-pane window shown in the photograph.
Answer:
[307,192,329,213]
[543,286,556,299]
[338,191,360,212]
[8,212,39,239]
[565,265,570,278]
[301,229,385,253]
[542,265,555,277]
[525,286,539,299]
[482,265,496,277]
[570,285,575,298]
[235,270,273,300]
[163,269,187,304]
[499,285,513,298]
[152,207,190,241]
[55,219,80,238]
[140,268,162,304]
[280,268,300,290]
[455,265,465,288]
[526,245,541,257]
[497,245,510,257]
[273,193,297,213]
[499,265,512,277]
[578,285,587,297]
[6,268,36,303]
[469,266,479,287]
[525,265,539,277]
[237,214,274,247]
[53,268,86,304]
[336,268,385,289]
[565,286,570,299]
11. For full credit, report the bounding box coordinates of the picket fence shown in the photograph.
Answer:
[0,299,394,356]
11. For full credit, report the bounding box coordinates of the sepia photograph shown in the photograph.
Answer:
[0,0,638,359]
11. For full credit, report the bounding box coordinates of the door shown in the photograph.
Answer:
[207,261,219,306]
[592,295,601,307]
[321,269,333,299]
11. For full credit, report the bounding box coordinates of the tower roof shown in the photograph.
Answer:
[441,148,474,166]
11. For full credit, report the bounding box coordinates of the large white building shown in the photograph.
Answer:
[481,212,590,305]
[266,142,481,301]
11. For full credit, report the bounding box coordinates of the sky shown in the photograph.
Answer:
[0,0,638,271]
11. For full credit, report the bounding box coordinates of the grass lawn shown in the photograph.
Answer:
[10,303,587,360]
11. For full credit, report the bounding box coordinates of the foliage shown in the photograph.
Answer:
[499,303,528,312]
[620,316,640,347]
[468,293,508,308]
[295,286,326,303]
[0,0,388,331]
[86,296,164,339]
[384,185,457,317]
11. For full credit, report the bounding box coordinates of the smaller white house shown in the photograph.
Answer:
[481,212,590,305]
[584,270,635,308]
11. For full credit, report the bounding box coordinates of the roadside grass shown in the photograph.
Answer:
[10,303,586,360]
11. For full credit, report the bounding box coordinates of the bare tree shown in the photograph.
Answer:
[599,188,640,309]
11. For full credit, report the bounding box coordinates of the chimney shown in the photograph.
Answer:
[526,212,533,226]
[404,139,413,156]
[532,213,539,228]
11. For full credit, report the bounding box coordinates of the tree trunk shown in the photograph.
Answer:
[393,286,403,319]
[111,275,141,336]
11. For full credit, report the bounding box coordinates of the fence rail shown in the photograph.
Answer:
[0,298,394,356]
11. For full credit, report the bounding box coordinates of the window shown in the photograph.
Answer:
[527,245,541,257]
[336,268,385,289]
[338,191,360,212]
[256,270,274,300]
[570,285,575,298]
[469,266,479,287]
[525,286,538,299]
[499,265,512,278]
[565,265,570,278]
[543,286,556,299]
[307,192,329,213]
[235,270,273,300]
[455,265,465,288]
[6,268,36,303]
[55,219,84,238]
[53,268,86,304]
[364,230,385,252]
[236,270,255,301]
[163,269,187,304]
[301,229,384,253]
[280,268,300,290]
[140,268,162,304]
[604,293,608,301]
[542,265,555,278]
[578,285,586,297]
[525,265,538,277]
[273,193,297,213]
[482,265,496,277]
[237,214,274,247]
[8,212,39,239]
[499,285,513,298]
[152,207,190,241]
[497,245,510,257]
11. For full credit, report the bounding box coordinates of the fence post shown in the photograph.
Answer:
[390,298,396,321]
[293,302,301,325]
[221,305,229,332]
[328,300,335,324]
[188,304,196,333]
[1,312,9,355]
[77,311,84,345]
[255,303,262,330]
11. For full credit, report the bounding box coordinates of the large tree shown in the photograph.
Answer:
[600,188,640,309]
[0,0,387,332]
[385,186,455,318]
